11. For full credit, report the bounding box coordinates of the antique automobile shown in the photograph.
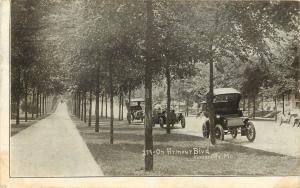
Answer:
[152,103,186,128]
[126,98,145,123]
[201,88,256,142]
[279,109,300,127]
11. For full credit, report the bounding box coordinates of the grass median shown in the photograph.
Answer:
[71,116,300,176]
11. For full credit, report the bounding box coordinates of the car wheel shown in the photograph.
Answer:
[290,116,295,126]
[202,123,209,138]
[152,118,156,127]
[159,117,164,128]
[127,114,131,124]
[215,124,224,141]
[231,128,238,139]
[181,117,186,128]
[279,117,283,126]
[246,122,256,142]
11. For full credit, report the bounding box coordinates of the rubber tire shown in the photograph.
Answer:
[159,117,164,128]
[127,114,131,124]
[215,124,224,141]
[279,117,283,126]
[202,123,209,138]
[152,119,155,127]
[290,116,295,126]
[181,117,186,128]
[246,122,256,142]
[231,128,238,139]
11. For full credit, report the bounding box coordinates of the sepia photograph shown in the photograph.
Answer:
[5,0,300,181]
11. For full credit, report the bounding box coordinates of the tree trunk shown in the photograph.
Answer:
[44,94,47,114]
[185,97,189,117]
[16,66,21,125]
[76,92,78,117]
[41,94,44,115]
[74,93,77,116]
[261,96,263,118]
[144,0,154,171]
[36,91,39,118]
[75,91,79,117]
[121,94,124,120]
[47,96,49,114]
[128,87,131,124]
[78,92,81,118]
[95,66,100,132]
[24,75,28,122]
[243,96,246,111]
[165,61,171,134]
[282,94,285,115]
[101,94,104,117]
[76,92,79,117]
[32,89,35,119]
[253,95,256,119]
[95,91,99,131]
[88,89,92,127]
[119,88,122,121]
[84,92,87,123]
[109,63,114,144]
[42,94,45,115]
[105,93,108,118]
[248,96,250,117]
[208,48,216,145]
[274,97,277,121]
[39,93,42,116]
[81,92,84,120]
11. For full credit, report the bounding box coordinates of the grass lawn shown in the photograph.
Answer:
[72,116,300,176]
[10,113,52,136]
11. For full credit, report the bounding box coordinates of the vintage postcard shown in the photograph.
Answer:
[1,0,300,187]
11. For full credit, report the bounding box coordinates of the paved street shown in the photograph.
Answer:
[10,102,103,177]
[173,116,300,157]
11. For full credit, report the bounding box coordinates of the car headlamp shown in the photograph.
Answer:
[216,114,220,118]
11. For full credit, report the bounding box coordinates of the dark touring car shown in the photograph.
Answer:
[126,98,145,123]
[201,88,256,142]
[152,103,186,128]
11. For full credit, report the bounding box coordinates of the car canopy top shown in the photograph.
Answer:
[213,88,241,96]
[203,88,242,115]
[131,98,145,103]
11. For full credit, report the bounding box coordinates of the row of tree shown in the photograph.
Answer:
[11,0,65,124]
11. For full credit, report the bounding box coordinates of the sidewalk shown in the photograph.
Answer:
[10,102,103,177]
